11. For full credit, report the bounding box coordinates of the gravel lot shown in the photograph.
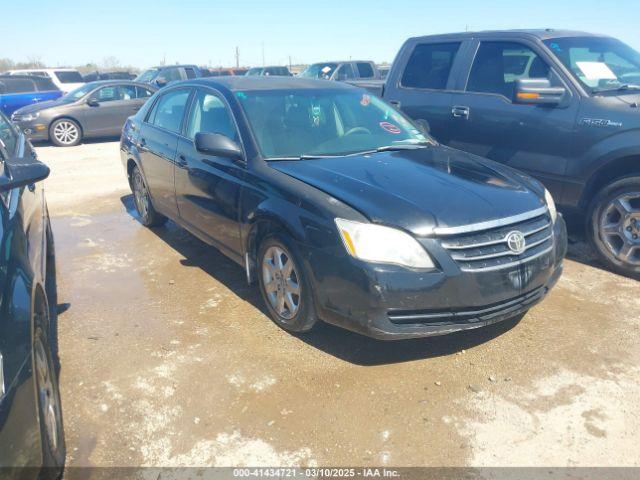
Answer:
[37,140,640,468]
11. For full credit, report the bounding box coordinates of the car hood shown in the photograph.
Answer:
[270,146,546,236]
[14,98,73,115]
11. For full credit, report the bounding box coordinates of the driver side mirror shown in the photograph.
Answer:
[195,132,243,161]
[86,97,100,107]
[514,79,566,106]
[155,77,168,87]
[413,118,431,135]
[0,158,50,191]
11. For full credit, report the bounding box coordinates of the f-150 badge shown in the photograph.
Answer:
[579,118,623,128]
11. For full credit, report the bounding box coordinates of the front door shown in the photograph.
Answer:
[447,40,580,199]
[175,88,244,258]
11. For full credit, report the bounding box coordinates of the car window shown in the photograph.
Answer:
[33,76,58,92]
[148,89,191,133]
[161,68,183,83]
[0,78,36,94]
[356,62,375,79]
[54,70,84,83]
[401,42,461,89]
[336,63,356,80]
[0,114,18,155]
[467,42,553,98]
[185,90,238,142]
[136,86,154,98]
[184,68,197,79]
[93,86,120,102]
[119,85,137,100]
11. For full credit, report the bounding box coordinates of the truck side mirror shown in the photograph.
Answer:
[514,79,566,106]
[194,132,243,161]
[413,118,431,135]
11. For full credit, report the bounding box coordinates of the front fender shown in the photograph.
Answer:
[576,128,640,182]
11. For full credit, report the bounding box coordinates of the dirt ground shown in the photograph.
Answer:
[36,140,640,468]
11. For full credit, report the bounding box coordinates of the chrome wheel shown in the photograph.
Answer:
[52,121,79,145]
[262,246,301,320]
[599,192,640,266]
[34,334,62,454]
[133,170,150,220]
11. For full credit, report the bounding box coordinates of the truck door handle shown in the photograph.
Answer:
[177,154,188,167]
[137,138,147,150]
[389,100,401,108]
[452,106,470,119]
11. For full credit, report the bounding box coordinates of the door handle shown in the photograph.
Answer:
[452,105,470,119]
[389,100,401,109]
[177,154,188,167]
[137,138,147,150]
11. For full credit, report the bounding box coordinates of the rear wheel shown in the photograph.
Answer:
[49,119,81,147]
[258,234,318,333]
[588,176,640,277]
[131,166,167,227]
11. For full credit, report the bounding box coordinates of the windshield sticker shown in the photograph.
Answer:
[379,121,401,134]
[321,66,332,74]
[360,94,371,106]
[576,61,617,80]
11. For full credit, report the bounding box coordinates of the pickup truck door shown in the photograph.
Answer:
[383,40,470,144]
[174,88,244,259]
[447,38,580,199]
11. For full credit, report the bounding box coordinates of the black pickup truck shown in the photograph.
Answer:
[355,30,640,277]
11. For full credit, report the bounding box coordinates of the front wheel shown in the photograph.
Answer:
[49,119,81,147]
[258,235,318,333]
[588,176,640,278]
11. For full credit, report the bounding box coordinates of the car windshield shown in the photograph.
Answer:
[62,83,94,101]
[54,70,83,83]
[236,89,431,159]
[135,69,160,83]
[544,37,640,93]
[299,63,338,80]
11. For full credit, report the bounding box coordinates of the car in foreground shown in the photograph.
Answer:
[0,111,65,477]
[0,75,62,116]
[12,80,157,146]
[299,61,381,81]
[245,66,292,77]
[6,68,84,93]
[135,65,201,88]
[363,30,640,277]
[120,77,566,340]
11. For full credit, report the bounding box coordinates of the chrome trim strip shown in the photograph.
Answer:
[451,234,552,261]
[459,245,554,272]
[442,223,550,250]
[433,206,549,236]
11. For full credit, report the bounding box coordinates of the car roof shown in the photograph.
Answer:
[10,68,80,72]
[83,80,158,89]
[0,74,49,80]
[188,76,356,91]
[408,29,609,43]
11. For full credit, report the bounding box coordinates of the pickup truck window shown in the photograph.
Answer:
[236,89,428,158]
[184,68,197,79]
[336,64,356,81]
[401,42,461,90]
[186,90,238,142]
[356,62,375,79]
[299,63,338,80]
[148,89,191,133]
[543,36,640,93]
[467,42,551,99]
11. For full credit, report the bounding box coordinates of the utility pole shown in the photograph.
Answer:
[288,55,292,71]
[235,46,240,68]
[261,42,265,67]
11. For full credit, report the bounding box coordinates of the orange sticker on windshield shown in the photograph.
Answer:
[379,121,401,134]
[360,94,371,106]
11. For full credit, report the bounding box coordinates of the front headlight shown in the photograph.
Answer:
[335,218,435,269]
[13,112,39,122]
[545,188,558,224]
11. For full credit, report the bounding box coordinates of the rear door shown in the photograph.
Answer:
[138,88,193,218]
[448,38,580,198]
[175,88,245,258]
[384,40,468,144]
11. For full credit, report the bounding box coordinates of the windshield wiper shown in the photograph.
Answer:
[592,83,640,94]
[375,143,432,152]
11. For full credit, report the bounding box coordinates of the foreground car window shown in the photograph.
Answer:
[236,89,429,158]
[148,89,191,133]
[186,91,238,141]
[544,36,640,92]
[0,114,18,154]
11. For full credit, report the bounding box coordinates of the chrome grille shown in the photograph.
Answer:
[439,210,553,272]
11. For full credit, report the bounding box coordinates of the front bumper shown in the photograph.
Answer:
[305,215,567,340]
[12,119,49,141]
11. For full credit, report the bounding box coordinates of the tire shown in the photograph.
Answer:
[49,118,82,147]
[588,175,640,278]
[33,310,65,479]
[257,234,318,333]
[131,165,167,227]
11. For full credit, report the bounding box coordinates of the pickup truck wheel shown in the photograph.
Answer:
[588,176,640,278]
[50,118,81,147]
[258,235,318,333]
[131,166,167,227]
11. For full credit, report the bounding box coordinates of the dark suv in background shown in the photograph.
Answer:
[370,30,640,276]
[135,65,202,88]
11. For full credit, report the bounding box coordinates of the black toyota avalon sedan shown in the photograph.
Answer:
[120,77,567,340]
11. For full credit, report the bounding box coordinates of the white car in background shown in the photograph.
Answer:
[6,68,85,93]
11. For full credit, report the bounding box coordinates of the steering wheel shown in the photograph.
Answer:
[344,127,371,136]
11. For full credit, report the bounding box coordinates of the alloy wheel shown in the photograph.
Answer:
[52,121,79,145]
[599,192,640,266]
[262,246,301,320]
[133,170,150,220]
[34,333,62,455]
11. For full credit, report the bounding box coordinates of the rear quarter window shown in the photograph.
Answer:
[356,62,375,79]
[401,42,461,89]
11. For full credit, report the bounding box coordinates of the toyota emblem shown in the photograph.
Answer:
[506,231,526,254]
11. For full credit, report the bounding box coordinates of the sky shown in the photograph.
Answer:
[3,0,640,69]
